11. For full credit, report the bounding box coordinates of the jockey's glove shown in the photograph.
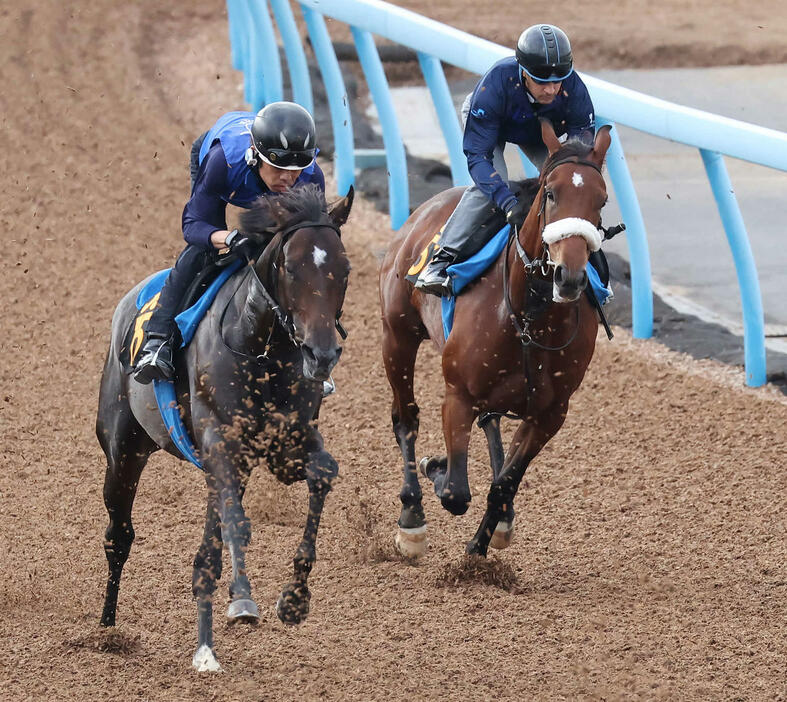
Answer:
[225,229,256,261]
[505,198,529,234]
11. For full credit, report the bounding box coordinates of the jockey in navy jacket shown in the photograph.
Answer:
[183,110,325,249]
[133,102,325,385]
[414,25,597,297]
[463,56,595,213]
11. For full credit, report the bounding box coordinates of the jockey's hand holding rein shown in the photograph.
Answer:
[210,230,233,250]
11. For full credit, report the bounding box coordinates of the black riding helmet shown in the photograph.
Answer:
[249,101,316,170]
[515,24,573,83]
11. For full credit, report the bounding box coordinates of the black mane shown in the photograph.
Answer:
[239,183,328,237]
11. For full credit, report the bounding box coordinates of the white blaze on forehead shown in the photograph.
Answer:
[313,245,327,267]
[572,172,584,187]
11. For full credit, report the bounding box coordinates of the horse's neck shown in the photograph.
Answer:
[223,253,279,357]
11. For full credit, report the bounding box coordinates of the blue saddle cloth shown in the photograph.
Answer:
[136,259,245,468]
[441,226,612,340]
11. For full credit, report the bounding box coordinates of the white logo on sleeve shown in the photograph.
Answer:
[313,246,327,267]
[572,172,584,187]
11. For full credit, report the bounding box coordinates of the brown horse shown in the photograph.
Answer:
[379,121,612,558]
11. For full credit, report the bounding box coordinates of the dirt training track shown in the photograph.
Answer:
[1,2,785,700]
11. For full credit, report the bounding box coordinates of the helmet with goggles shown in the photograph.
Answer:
[515,24,573,83]
[248,101,316,170]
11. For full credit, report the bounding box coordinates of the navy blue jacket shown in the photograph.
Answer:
[183,111,325,249]
[463,57,595,211]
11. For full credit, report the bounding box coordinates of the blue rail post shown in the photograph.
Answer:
[226,0,244,71]
[248,0,283,108]
[269,0,314,113]
[602,122,654,339]
[351,27,409,228]
[516,148,540,178]
[234,0,254,107]
[700,149,766,386]
[301,5,355,196]
[417,52,471,187]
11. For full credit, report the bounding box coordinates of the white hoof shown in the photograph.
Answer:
[394,524,427,558]
[192,644,223,673]
[489,517,515,550]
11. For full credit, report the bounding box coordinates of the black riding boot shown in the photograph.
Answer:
[414,246,458,297]
[133,332,177,384]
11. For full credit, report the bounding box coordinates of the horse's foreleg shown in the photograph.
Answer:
[191,482,223,672]
[478,414,515,549]
[467,407,566,556]
[437,391,475,516]
[218,474,257,622]
[276,449,337,625]
[382,324,427,556]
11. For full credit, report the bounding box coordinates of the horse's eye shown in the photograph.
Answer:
[545,190,555,202]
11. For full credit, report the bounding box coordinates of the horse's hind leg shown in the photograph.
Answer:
[97,392,157,627]
[478,414,515,549]
[276,446,338,625]
[382,319,427,558]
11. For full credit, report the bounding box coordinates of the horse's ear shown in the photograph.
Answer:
[539,119,562,156]
[327,185,354,227]
[591,124,612,165]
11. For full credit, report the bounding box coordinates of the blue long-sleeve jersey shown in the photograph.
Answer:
[182,111,325,249]
[463,57,595,211]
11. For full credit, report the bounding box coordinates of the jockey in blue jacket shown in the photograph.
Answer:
[133,101,325,384]
[415,24,596,296]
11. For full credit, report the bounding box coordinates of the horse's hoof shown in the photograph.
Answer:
[440,493,470,516]
[394,524,427,559]
[275,584,311,626]
[192,644,223,673]
[226,598,260,624]
[489,517,515,550]
[418,456,446,482]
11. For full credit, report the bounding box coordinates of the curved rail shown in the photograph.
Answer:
[226,0,787,387]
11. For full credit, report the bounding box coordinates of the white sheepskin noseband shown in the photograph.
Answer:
[542,217,602,252]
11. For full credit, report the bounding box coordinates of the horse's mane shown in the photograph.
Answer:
[541,138,595,175]
[239,184,328,236]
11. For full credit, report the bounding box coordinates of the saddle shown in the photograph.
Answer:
[404,179,613,339]
[119,254,246,373]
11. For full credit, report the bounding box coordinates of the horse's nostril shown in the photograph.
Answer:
[302,345,316,362]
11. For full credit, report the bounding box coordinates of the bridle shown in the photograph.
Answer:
[220,219,346,365]
[493,156,605,421]
[503,156,604,351]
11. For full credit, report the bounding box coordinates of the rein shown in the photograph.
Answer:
[220,219,345,366]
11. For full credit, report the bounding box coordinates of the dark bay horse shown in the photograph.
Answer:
[96,185,353,672]
[380,121,612,559]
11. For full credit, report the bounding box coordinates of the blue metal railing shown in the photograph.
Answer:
[225,0,787,387]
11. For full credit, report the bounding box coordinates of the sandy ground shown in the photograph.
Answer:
[1,2,785,700]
